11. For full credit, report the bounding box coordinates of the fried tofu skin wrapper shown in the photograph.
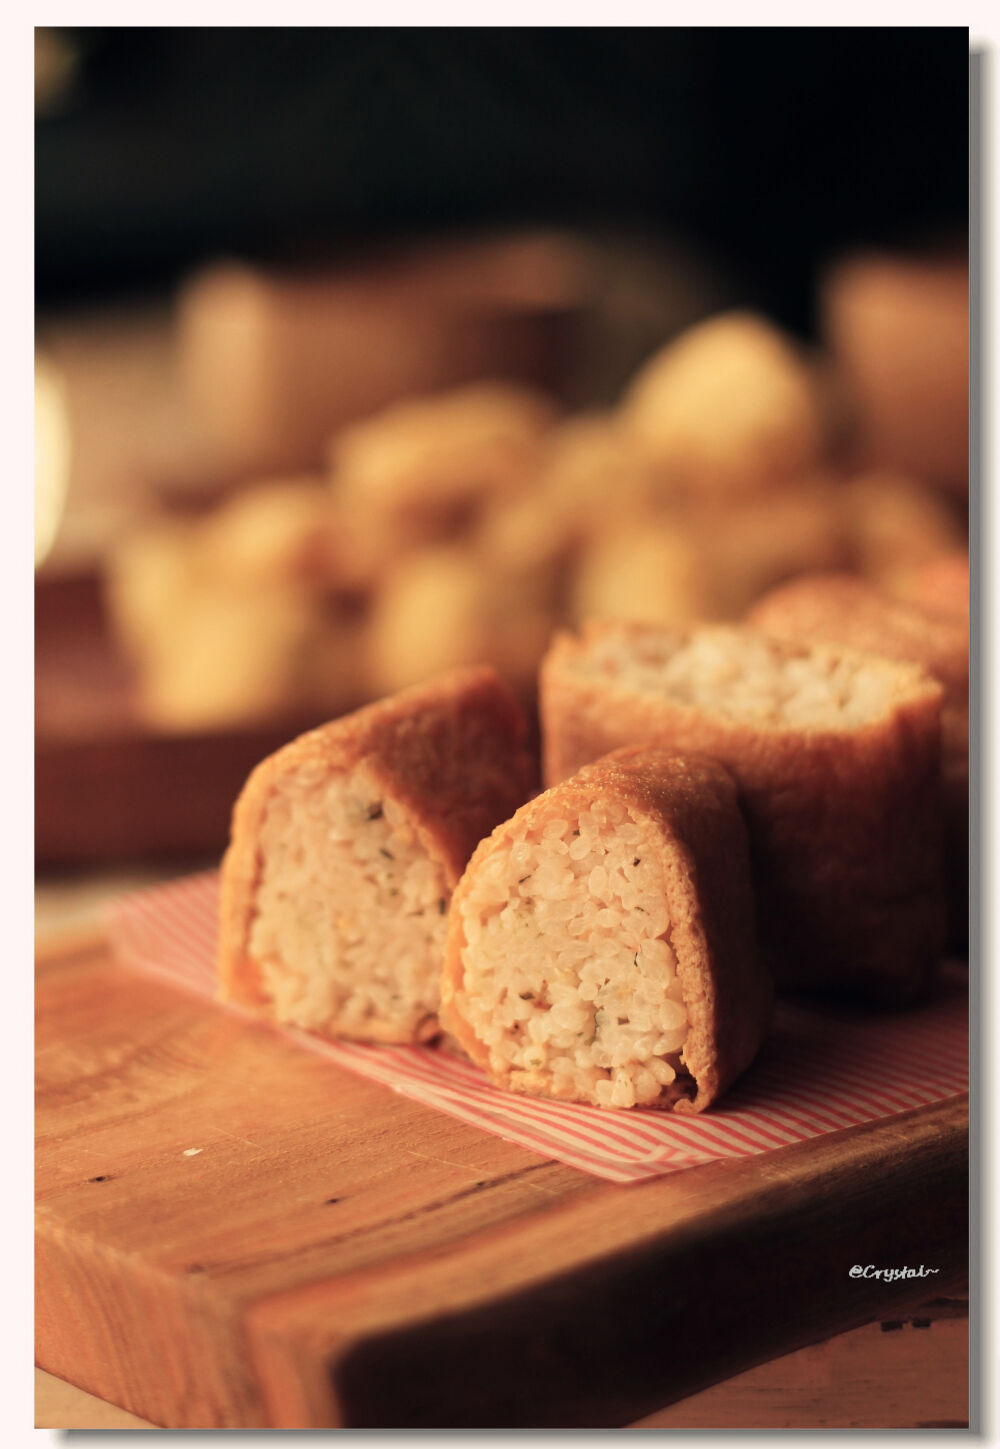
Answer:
[442,746,769,1112]
[540,621,945,1003]
[219,666,536,1044]
[891,550,969,626]
[749,571,968,949]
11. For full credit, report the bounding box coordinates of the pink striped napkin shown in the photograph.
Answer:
[105,872,968,1184]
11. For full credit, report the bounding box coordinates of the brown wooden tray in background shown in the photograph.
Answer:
[35,574,334,866]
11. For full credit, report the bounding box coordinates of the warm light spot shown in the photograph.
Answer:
[34,353,70,568]
[35,29,79,115]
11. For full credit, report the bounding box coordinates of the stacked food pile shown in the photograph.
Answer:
[104,308,966,733]
[177,288,968,1116]
[218,665,774,1114]
[216,547,966,1112]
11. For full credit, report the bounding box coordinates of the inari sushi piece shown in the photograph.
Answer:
[748,573,968,949]
[892,550,969,626]
[441,747,771,1111]
[541,621,946,1002]
[219,666,536,1043]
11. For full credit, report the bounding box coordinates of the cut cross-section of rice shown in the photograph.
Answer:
[441,746,771,1112]
[219,666,536,1043]
[540,620,946,1003]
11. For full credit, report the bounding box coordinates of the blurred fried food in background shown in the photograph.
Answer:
[100,286,967,734]
[104,495,370,732]
[822,250,969,497]
[33,30,969,872]
[619,311,826,497]
[177,237,589,481]
[890,550,969,623]
[330,382,559,555]
[34,232,598,574]
[838,471,967,593]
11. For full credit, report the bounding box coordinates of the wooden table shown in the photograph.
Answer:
[35,922,969,1429]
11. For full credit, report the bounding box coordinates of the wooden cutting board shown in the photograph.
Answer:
[35,928,969,1429]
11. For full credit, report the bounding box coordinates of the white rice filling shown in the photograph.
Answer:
[576,623,902,729]
[455,797,691,1109]
[248,761,449,1038]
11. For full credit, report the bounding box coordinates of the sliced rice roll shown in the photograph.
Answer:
[540,621,945,1003]
[441,746,770,1112]
[748,572,968,949]
[219,666,536,1043]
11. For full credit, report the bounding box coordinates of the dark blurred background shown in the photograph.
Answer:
[36,27,968,331]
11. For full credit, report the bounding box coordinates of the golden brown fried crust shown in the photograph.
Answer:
[894,551,969,625]
[747,572,967,719]
[748,572,967,949]
[442,747,771,1113]
[540,623,946,1003]
[218,666,537,1018]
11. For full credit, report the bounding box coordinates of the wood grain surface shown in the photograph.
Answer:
[35,928,969,1429]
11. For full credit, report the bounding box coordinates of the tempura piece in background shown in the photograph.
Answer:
[619,311,824,496]
[693,479,850,618]
[839,471,966,593]
[570,517,711,630]
[329,381,557,550]
[538,412,663,521]
[192,477,344,588]
[823,250,969,496]
[104,482,373,732]
[367,543,555,699]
